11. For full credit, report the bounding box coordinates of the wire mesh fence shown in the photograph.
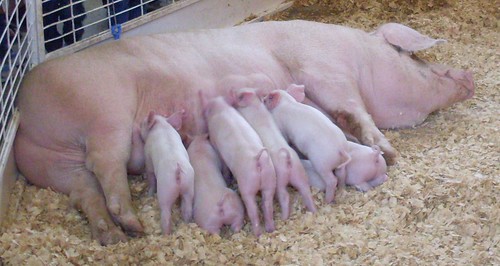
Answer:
[0,0,32,157]
[42,0,179,56]
[0,0,182,158]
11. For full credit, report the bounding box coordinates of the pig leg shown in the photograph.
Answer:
[261,187,276,232]
[288,171,317,213]
[69,171,128,245]
[160,207,174,235]
[85,129,144,235]
[353,183,373,192]
[221,191,244,232]
[314,168,338,203]
[14,133,129,244]
[157,183,180,235]
[275,173,291,220]
[368,174,388,188]
[257,151,277,232]
[180,185,194,223]
[230,220,243,232]
[145,172,157,196]
[302,77,397,164]
[241,192,263,236]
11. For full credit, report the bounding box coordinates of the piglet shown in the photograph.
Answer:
[302,141,388,192]
[232,88,316,220]
[203,95,277,236]
[264,84,350,203]
[140,111,195,235]
[188,135,244,234]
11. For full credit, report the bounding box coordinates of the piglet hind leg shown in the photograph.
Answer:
[289,171,317,214]
[353,183,373,192]
[368,174,389,188]
[322,171,339,203]
[69,170,128,245]
[275,173,291,220]
[85,129,144,236]
[241,192,263,236]
[180,180,194,223]
[261,187,276,232]
[303,79,398,165]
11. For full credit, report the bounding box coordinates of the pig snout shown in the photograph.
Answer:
[456,70,475,100]
[431,65,475,101]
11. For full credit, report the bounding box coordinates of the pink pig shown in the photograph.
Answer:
[231,88,316,220]
[302,141,388,192]
[264,84,350,203]
[15,21,475,244]
[140,111,194,235]
[203,96,277,236]
[187,135,245,234]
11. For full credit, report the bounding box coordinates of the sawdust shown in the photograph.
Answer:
[1,0,499,264]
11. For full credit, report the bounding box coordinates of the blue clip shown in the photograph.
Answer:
[111,24,122,40]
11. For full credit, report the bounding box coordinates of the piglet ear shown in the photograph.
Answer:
[286,84,306,103]
[371,145,382,163]
[167,110,184,130]
[225,89,238,106]
[264,91,281,110]
[236,90,255,107]
[147,111,157,130]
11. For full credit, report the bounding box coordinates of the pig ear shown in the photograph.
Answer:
[236,91,255,107]
[167,110,184,130]
[371,145,383,163]
[286,84,306,103]
[264,91,281,110]
[372,23,446,52]
[225,89,238,106]
[147,111,157,130]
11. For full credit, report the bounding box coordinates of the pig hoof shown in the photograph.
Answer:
[231,223,243,233]
[265,222,275,233]
[97,227,128,246]
[382,149,398,166]
[117,211,144,236]
[377,142,398,165]
[108,200,122,216]
[252,225,263,237]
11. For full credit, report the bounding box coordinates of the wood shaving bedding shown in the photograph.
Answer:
[1,0,498,264]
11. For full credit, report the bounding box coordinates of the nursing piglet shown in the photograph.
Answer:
[140,111,194,235]
[203,96,277,236]
[302,142,388,192]
[264,84,350,203]
[188,135,244,234]
[232,88,316,220]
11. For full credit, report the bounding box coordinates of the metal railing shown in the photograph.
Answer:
[0,0,189,162]
[0,0,32,158]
